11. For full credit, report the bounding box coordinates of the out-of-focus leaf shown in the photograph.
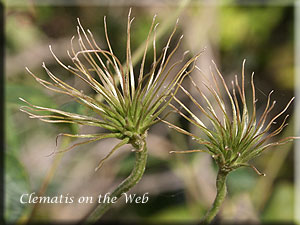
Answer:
[6,83,56,108]
[267,44,294,89]
[147,204,200,222]
[220,7,283,50]
[261,182,294,222]
[5,107,19,153]
[116,154,135,176]
[58,100,90,116]
[5,152,31,223]
[6,15,45,54]
[227,168,256,193]
[6,83,57,153]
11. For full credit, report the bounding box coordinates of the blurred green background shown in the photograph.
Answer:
[5,2,297,224]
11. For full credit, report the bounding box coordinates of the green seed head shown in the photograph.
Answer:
[166,59,299,175]
[20,10,200,170]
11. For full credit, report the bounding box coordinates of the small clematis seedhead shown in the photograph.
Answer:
[164,59,299,175]
[20,10,200,171]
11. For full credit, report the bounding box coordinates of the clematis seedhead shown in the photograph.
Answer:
[20,10,201,171]
[165,59,299,175]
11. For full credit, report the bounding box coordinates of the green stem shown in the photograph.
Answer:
[83,142,148,224]
[201,169,228,224]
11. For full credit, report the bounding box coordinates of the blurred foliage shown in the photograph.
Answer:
[147,205,198,222]
[5,3,296,224]
[6,11,44,54]
[227,168,257,194]
[5,152,31,223]
[220,7,284,51]
[262,182,294,222]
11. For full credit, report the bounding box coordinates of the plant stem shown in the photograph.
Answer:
[83,143,148,224]
[201,169,228,224]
